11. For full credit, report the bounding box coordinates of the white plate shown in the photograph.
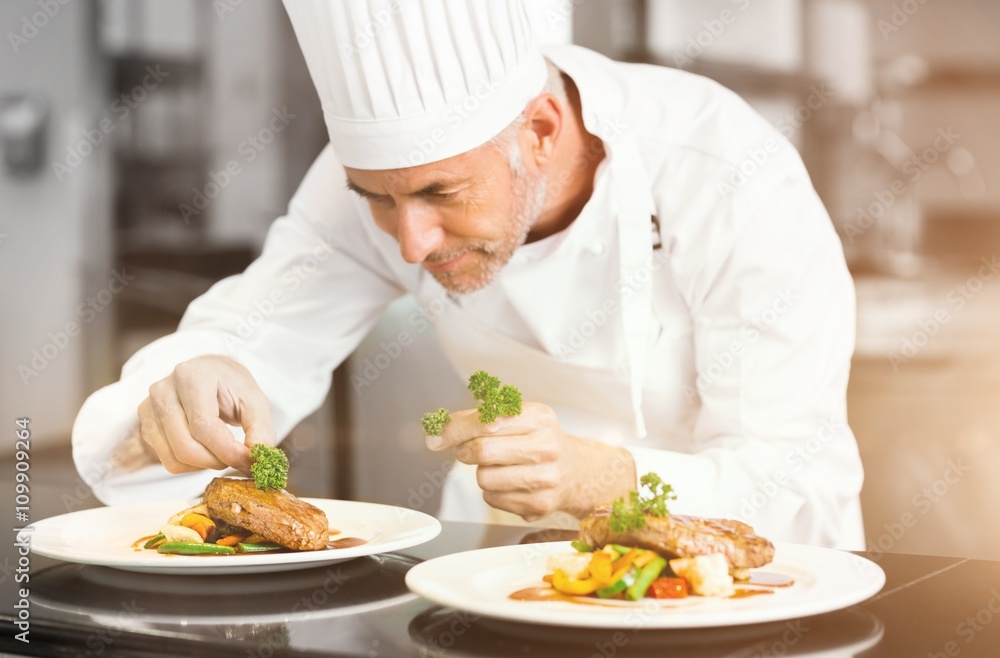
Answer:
[22,498,441,575]
[405,541,885,629]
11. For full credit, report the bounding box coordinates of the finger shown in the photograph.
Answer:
[428,408,487,451]
[236,390,276,450]
[475,463,561,493]
[149,382,227,470]
[138,397,200,474]
[471,402,557,437]
[455,434,559,466]
[174,376,253,473]
[482,490,558,522]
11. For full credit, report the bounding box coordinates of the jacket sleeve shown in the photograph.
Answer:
[628,174,865,549]
[72,146,404,505]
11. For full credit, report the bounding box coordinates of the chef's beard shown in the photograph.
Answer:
[426,168,547,295]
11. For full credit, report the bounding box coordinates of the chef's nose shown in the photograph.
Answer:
[396,202,445,264]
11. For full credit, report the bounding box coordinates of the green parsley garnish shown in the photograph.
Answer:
[421,408,452,436]
[249,444,289,491]
[468,370,522,424]
[609,472,677,533]
[419,371,523,436]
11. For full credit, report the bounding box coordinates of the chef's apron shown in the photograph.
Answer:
[420,134,698,528]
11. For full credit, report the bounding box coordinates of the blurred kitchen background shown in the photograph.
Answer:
[2,0,998,561]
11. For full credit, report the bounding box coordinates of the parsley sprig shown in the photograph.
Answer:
[609,472,677,533]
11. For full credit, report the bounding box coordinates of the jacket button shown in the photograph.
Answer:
[588,241,606,256]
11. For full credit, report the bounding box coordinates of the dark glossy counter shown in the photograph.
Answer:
[3,514,1000,657]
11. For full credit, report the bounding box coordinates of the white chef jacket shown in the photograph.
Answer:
[71,45,865,549]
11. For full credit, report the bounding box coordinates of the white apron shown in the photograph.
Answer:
[424,133,698,528]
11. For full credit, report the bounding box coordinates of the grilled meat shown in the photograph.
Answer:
[204,477,329,551]
[578,507,774,569]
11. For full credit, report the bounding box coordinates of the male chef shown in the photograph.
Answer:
[72,0,865,548]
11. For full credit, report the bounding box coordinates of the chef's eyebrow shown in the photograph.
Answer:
[345,178,463,200]
[345,179,385,200]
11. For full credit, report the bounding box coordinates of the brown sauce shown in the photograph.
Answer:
[133,535,157,551]
[746,572,795,588]
[328,536,367,549]
[508,587,621,607]
[729,588,774,599]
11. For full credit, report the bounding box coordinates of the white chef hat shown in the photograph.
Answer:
[282,0,548,170]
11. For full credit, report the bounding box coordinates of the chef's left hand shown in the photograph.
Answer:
[427,402,636,521]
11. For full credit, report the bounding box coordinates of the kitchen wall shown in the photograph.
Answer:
[0,0,113,454]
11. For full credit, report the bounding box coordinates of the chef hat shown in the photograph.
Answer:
[282,0,548,170]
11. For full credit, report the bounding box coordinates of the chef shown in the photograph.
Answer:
[71,0,866,549]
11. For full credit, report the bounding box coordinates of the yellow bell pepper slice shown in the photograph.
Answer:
[551,551,617,595]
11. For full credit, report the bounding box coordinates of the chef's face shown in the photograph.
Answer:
[345,141,546,294]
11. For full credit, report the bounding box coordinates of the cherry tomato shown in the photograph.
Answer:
[648,577,689,599]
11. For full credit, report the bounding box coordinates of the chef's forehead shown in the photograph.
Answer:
[344,146,505,192]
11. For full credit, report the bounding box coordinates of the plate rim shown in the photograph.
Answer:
[404,540,886,629]
[23,497,441,574]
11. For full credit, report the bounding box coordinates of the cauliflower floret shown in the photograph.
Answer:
[669,554,734,597]
[546,552,593,579]
[160,524,203,544]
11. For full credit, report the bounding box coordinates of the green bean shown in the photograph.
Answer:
[143,534,165,549]
[626,556,666,601]
[157,542,235,555]
[238,542,283,553]
[570,540,593,553]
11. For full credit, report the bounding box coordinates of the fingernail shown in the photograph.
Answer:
[485,422,501,433]
[426,435,443,450]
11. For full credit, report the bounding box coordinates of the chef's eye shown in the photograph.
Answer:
[369,195,395,208]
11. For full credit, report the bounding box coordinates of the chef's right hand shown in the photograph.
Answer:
[136,355,275,475]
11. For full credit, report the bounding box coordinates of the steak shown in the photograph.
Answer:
[204,477,329,551]
[578,507,774,569]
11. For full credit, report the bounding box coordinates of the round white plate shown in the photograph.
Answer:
[405,541,885,629]
[22,498,441,575]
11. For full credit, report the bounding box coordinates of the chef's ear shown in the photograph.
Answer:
[521,92,563,169]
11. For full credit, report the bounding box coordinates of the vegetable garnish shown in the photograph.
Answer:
[249,444,289,491]
[419,370,523,435]
[609,472,677,534]
[468,370,522,424]
[421,408,452,436]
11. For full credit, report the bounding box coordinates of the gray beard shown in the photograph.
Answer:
[430,169,547,295]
